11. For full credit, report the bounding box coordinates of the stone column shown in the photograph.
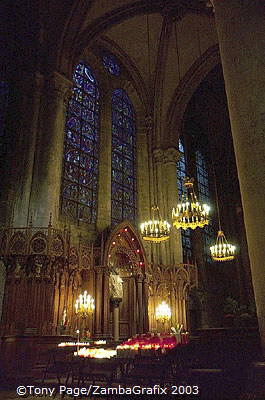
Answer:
[111,298,122,341]
[212,0,265,350]
[30,71,72,226]
[94,268,103,336]
[153,149,166,264]
[97,91,112,231]
[142,277,149,332]
[102,270,111,337]
[163,147,183,264]
[136,275,144,333]
[137,123,151,229]
[12,73,44,226]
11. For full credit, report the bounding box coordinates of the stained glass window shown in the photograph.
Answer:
[61,62,100,223]
[177,138,192,260]
[111,89,136,225]
[102,53,121,76]
[195,150,214,263]
[196,150,210,203]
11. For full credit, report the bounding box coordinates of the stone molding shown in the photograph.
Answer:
[46,71,72,100]
[153,148,164,164]
[153,147,180,164]
[110,297,122,308]
[163,147,180,164]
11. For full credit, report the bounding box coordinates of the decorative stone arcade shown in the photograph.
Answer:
[104,222,148,340]
[0,220,197,378]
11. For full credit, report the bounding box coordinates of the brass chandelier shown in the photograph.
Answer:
[140,205,170,243]
[210,230,236,262]
[172,178,210,230]
[75,291,95,317]
[209,159,236,262]
[155,301,172,324]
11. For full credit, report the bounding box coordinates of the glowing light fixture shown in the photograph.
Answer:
[210,230,236,261]
[172,178,210,230]
[140,205,170,243]
[209,157,237,262]
[155,301,172,324]
[75,291,95,317]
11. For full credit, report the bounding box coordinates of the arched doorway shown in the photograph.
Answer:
[104,222,148,338]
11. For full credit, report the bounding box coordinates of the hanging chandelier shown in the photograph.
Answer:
[140,205,170,243]
[75,291,95,317]
[155,301,172,324]
[172,178,210,230]
[209,155,237,262]
[210,231,236,262]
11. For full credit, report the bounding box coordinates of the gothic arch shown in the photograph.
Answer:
[94,36,149,115]
[104,221,147,275]
[165,44,220,147]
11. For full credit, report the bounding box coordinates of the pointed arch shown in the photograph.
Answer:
[165,44,220,146]
[104,221,147,274]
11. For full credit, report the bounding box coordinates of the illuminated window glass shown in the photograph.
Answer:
[177,138,186,197]
[195,150,214,263]
[196,150,209,203]
[102,53,121,76]
[177,138,192,261]
[61,62,100,223]
[111,89,136,225]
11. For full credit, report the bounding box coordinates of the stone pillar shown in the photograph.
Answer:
[102,270,111,337]
[97,92,112,231]
[30,71,72,226]
[0,260,6,323]
[163,147,183,264]
[153,149,166,264]
[142,278,149,332]
[137,275,144,333]
[137,124,151,229]
[212,0,265,350]
[94,268,103,336]
[111,298,122,341]
[12,73,44,226]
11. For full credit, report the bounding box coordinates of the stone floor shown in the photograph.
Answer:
[1,361,265,400]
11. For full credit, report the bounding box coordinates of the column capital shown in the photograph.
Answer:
[110,297,122,308]
[136,275,144,283]
[46,71,72,101]
[138,114,153,132]
[153,147,180,164]
[153,148,164,164]
[163,147,180,164]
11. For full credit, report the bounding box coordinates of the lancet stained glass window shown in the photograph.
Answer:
[61,63,100,223]
[195,150,214,263]
[177,138,192,260]
[111,89,136,225]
